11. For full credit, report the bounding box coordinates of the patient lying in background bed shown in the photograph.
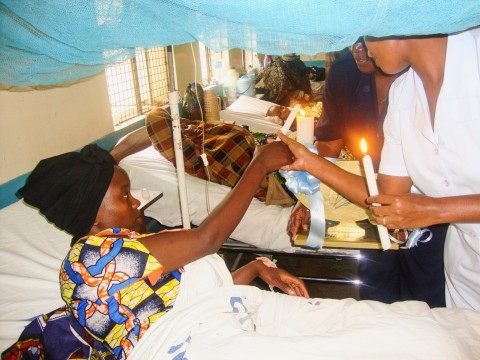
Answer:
[219,95,289,133]
[112,107,294,206]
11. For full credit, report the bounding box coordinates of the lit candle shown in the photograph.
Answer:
[296,109,314,145]
[277,104,301,138]
[360,138,391,250]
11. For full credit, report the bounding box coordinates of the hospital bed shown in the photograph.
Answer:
[0,98,355,352]
[2,200,480,358]
[117,95,406,285]
[118,144,364,291]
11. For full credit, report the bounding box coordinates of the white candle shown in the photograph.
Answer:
[276,104,300,140]
[296,113,314,145]
[361,138,391,250]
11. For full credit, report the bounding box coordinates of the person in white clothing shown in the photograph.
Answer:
[277,27,480,310]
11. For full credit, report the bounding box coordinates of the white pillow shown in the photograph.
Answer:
[226,95,275,115]
[0,200,71,352]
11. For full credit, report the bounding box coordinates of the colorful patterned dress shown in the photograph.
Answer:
[60,228,181,359]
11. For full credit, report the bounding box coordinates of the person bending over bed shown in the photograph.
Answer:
[7,141,307,359]
[288,38,448,308]
[278,28,480,311]
[259,53,313,107]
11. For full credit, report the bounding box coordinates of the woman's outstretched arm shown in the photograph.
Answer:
[139,141,293,273]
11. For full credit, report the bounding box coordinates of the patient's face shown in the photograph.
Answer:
[267,105,291,121]
[94,167,146,233]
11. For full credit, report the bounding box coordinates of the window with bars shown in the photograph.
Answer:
[105,47,170,126]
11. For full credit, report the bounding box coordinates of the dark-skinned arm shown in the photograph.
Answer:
[278,131,370,208]
[369,174,480,229]
[231,260,309,298]
[138,141,293,273]
[110,126,151,163]
[315,139,344,159]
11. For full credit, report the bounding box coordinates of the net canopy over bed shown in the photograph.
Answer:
[1,0,479,87]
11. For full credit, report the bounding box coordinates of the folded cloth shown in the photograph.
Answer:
[266,173,294,206]
[145,107,292,205]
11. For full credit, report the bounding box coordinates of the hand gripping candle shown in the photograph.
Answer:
[360,138,391,250]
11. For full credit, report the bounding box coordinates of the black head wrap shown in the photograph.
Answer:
[18,144,116,240]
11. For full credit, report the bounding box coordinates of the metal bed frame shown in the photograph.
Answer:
[219,238,363,286]
[145,216,363,287]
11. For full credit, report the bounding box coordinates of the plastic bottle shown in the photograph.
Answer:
[246,65,256,79]
[204,88,220,123]
[237,75,256,97]
[263,55,272,68]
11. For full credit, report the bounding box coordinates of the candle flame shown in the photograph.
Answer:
[360,137,367,154]
[299,109,305,116]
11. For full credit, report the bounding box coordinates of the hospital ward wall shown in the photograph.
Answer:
[0,43,205,187]
[0,73,114,185]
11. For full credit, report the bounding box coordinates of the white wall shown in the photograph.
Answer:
[173,43,203,95]
[0,73,114,184]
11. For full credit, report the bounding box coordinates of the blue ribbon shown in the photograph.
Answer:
[280,145,336,249]
[402,228,433,249]
[389,227,433,249]
[280,169,321,196]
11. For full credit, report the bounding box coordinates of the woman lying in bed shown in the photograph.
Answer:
[4,141,306,359]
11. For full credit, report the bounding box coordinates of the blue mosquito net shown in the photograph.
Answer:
[1,0,479,87]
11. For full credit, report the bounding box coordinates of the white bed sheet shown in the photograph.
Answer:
[130,254,480,360]
[0,200,71,352]
[219,95,284,134]
[2,200,479,358]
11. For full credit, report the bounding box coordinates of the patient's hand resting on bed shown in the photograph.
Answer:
[232,258,309,298]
